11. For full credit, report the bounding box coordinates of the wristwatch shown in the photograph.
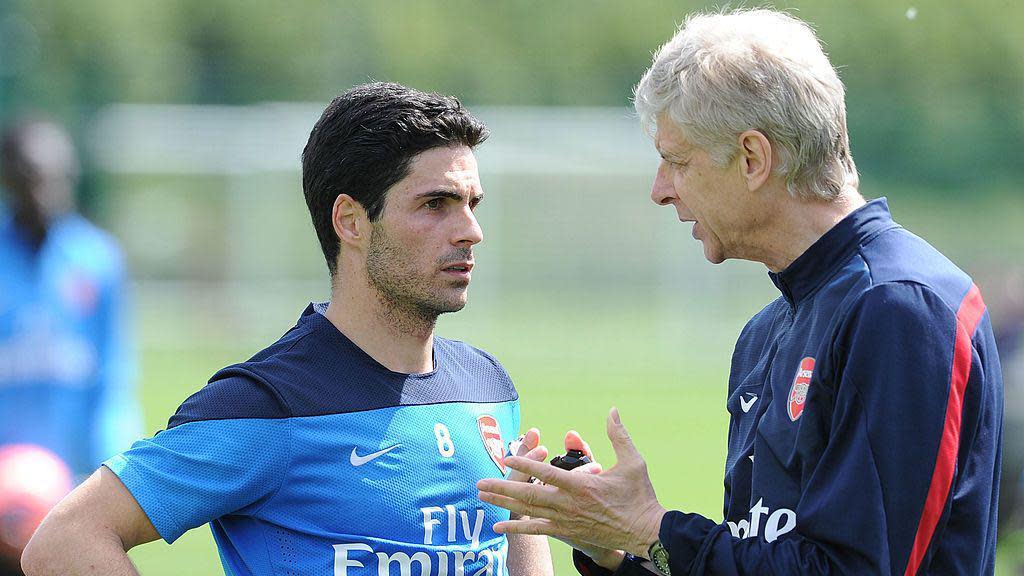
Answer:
[647,540,671,575]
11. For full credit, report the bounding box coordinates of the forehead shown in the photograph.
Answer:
[390,145,481,198]
[653,113,695,156]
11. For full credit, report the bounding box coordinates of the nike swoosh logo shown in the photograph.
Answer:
[740,394,758,413]
[350,444,401,466]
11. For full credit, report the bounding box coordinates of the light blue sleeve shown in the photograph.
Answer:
[103,417,293,543]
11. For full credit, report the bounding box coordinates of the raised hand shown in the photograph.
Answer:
[477,408,667,561]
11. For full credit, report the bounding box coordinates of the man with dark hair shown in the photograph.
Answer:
[23,82,554,576]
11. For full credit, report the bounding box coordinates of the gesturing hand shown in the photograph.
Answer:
[477,408,667,559]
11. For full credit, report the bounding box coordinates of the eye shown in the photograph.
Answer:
[424,198,442,210]
[665,158,687,170]
[469,196,482,210]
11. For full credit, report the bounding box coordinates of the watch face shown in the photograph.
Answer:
[649,542,671,575]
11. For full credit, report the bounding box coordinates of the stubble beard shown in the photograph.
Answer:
[365,223,469,337]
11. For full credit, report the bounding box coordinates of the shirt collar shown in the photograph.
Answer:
[769,197,899,306]
[300,302,442,376]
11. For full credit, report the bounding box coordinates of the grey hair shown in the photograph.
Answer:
[634,8,858,200]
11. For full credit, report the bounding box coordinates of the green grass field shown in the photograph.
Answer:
[122,189,1023,574]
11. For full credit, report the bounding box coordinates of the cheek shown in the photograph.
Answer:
[672,172,701,209]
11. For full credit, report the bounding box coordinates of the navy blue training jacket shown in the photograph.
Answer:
[576,198,1003,575]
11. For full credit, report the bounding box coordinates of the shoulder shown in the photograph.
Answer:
[844,281,957,329]
[440,337,510,373]
[832,282,966,373]
[167,322,321,428]
[436,337,518,401]
[55,216,126,280]
[167,368,290,429]
[857,226,972,308]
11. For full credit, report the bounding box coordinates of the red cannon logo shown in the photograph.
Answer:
[787,357,816,421]
[477,415,506,475]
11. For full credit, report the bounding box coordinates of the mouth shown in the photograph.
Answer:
[441,261,474,279]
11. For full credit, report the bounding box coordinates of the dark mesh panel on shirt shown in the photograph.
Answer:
[168,303,518,427]
[167,373,290,429]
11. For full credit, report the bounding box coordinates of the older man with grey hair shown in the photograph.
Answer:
[478,8,1003,575]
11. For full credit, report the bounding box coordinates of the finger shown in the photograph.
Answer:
[518,428,541,456]
[476,477,562,507]
[577,461,604,475]
[564,430,594,460]
[606,407,642,465]
[492,517,561,537]
[477,490,559,520]
[502,455,579,488]
[523,445,549,463]
[506,445,549,483]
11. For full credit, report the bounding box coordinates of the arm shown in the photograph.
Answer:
[649,284,990,574]
[507,533,553,576]
[482,283,993,575]
[503,428,554,576]
[22,467,159,576]
[26,377,292,574]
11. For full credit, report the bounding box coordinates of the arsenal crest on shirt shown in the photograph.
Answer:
[787,357,815,421]
[477,415,506,475]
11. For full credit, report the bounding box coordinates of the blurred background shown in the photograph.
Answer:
[0,0,1022,574]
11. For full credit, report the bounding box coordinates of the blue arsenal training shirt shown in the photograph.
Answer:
[106,303,521,575]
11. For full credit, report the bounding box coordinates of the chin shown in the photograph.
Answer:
[446,295,469,312]
[428,292,468,315]
[702,244,727,265]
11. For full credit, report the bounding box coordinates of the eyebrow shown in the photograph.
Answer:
[654,143,674,160]
[414,189,484,203]
[656,145,687,163]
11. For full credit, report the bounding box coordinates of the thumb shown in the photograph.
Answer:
[517,428,541,456]
[606,407,641,465]
[564,430,594,460]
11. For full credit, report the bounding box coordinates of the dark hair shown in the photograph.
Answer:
[302,82,488,275]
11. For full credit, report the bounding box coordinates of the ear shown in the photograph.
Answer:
[737,130,773,192]
[332,194,369,249]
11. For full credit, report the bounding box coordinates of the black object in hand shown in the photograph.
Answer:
[550,449,592,471]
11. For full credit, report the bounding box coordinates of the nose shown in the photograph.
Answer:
[651,162,677,207]
[453,205,483,246]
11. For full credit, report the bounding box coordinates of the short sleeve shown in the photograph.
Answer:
[103,375,293,544]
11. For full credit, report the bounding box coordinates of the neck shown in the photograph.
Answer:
[754,187,866,273]
[324,274,436,374]
[13,209,49,252]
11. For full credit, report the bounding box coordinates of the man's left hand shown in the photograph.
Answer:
[477,408,667,558]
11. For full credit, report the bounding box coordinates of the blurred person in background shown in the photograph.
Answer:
[22,83,555,576]
[0,119,140,575]
[994,272,1024,572]
[478,8,1004,576]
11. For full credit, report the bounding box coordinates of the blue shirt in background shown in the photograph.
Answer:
[0,210,140,479]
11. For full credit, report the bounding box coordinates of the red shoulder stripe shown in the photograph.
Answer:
[903,283,985,576]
